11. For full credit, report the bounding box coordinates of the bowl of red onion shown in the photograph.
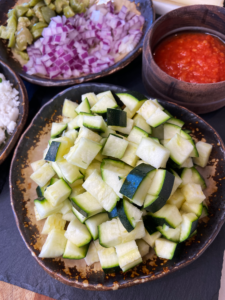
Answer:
[0,0,154,86]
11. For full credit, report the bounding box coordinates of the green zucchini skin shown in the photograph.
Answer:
[36,186,44,198]
[120,163,155,200]
[108,207,118,219]
[117,91,146,102]
[143,215,158,235]
[70,198,88,218]
[107,108,127,127]
[45,141,60,162]
[117,200,134,232]
[103,266,121,274]
[145,171,175,213]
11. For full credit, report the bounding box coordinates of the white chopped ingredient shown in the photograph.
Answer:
[0,73,19,144]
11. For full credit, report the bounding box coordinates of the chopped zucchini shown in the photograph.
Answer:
[64,218,92,247]
[39,229,67,258]
[30,163,55,187]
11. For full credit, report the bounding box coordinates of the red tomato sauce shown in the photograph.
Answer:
[153,32,225,84]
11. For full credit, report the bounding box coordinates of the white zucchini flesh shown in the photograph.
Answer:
[99,218,122,247]
[101,168,126,198]
[181,202,203,217]
[64,129,78,143]
[98,247,119,271]
[137,100,158,120]
[123,106,136,118]
[157,225,180,243]
[170,170,182,196]
[109,118,134,135]
[70,191,104,217]
[123,198,143,228]
[39,229,67,258]
[85,241,99,266]
[83,170,119,212]
[154,238,177,260]
[62,99,78,119]
[34,198,64,220]
[82,93,98,107]
[64,218,92,247]
[75,127,102,144]
[63,240,88,259]
[102,135,129,159]
[91,96,118,114]
[97,90,116,101]
[52,161,63,178]
[193,141,213,168]
[83,115,107,132]
[136,239,150,257]
[118,219,146,244]
[85,212,109,240]
[180,213,198,242]
[58,159,83,184]
[127,126,148,145]
[51,122,67,138]
[84,160,101,180]
[30,163,55,187]
[143,229,161,248]
[75,97,91,114]
[165,134,194,165]
[44,179,71,207]
[167,189,185,209]
[164,123,181,140]
[42,213,66,234]
[181,183,206,204]
[180,157,194,168]
[133,114,152,134]
[71,206,87,223]
[67,115,83,130]
[31,159,46,172]
[146,108,171,127]
[121,142,139,167]
[34,206,41,221]
[115,240,142,271]
[62,211,76,221]
[136,137,170,169]
[151,204,183,228]
[60,199,73,215]
[65,138,102,169]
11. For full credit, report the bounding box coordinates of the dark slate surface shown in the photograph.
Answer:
[0,54,225,300]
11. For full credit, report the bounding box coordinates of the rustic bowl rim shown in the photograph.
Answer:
[146,4,225,87]
[0,0,154,87]
[10,82,225,290]
[0,58,28,164]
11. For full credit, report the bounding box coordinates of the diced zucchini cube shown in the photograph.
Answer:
[154,238,177,260]
[133,114,152,134]
[99,218,122,248]
[193,141,213,167]
[34,198,64,220]
[51,122,67,138]
[127,126,148,145]
[84,241,99,266]
[136,239,150,257]
[39,229,67,258]
[44,179,71,206]
[102,134,128,159]
[143,229,161,248]
[64,218,92,247]
[75,127,102,145]
[146,108,171,128]
[75,97,91,114]
[60,199,73,215]
[121,142,139,167]
[181,183,206,204]
[45,137,73,162]
[167,189,185,209]
[64,129,78,143]
[31,159,46,172]
[136,137,170,169]
[83,115,107,133]
[137,100,158,120]
[82,92,98,107]
[91,96,118,114]
[83,170,119,212]
[42,213,66,234]
[85,212,109,240]
[70,191,104,218]
[57,159,83,184]
[98,246,120,273]
[165,133,194,165]
[62,99,78,119]
[65,137,102,169]
[63,240,89,259]
[30,163,55,187]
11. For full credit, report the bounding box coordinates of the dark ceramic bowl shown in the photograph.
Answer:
[10,83,225,290]
[0,59,28,164]
[0,0,154,87]
[142,5,225,114]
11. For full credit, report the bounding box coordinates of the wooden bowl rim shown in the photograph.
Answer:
[9,82,225,290]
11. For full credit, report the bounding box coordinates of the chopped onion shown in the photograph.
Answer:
[24,1,144,79]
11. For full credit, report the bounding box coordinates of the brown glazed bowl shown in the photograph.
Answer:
[0,59,28,164]
[10,83,225,290]
[142,5,225,114]
[0,0,154,87]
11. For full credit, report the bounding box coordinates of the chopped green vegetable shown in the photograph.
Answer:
[41,6,56,23]
[63,5,75,18]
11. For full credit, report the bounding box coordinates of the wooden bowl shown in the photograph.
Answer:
[142,5,225,114]
[0,0,154,87]
[0,59,28,164]
[10,83,225,290]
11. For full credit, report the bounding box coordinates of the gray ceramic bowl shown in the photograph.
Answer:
[0,59,28,164]
[10,83,225,290]
[0,0,154,86]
